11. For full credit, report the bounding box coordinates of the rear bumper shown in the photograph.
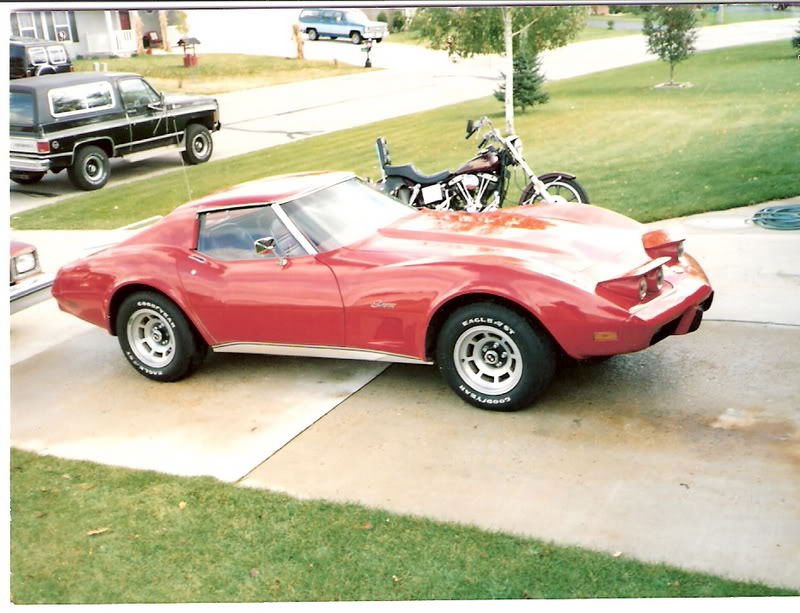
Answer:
[10,155,52,173]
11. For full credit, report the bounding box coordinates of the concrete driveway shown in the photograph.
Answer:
[9,198,800,590]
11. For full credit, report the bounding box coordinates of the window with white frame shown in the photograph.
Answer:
[17,12,36,38]
[49,82,115,117]
[52,11,72,41]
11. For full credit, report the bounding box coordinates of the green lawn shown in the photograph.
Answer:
[74,53,372,94]
[11,449,797,604]
[12,40,799,230]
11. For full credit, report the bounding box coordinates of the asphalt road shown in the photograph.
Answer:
[9,17,798,215]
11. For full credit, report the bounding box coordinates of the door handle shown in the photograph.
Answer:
[188,254,207,264]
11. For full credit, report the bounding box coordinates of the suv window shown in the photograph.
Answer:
[27,47,48,65]
[49,81,115,116]
[10,91,35,125]
[47,45,68,64]
[118,78,160,109]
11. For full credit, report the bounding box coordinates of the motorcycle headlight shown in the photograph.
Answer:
[14,252,37,275]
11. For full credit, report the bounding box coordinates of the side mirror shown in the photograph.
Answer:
[255,236,287,266]
[147,93,166,111]
[465,119,475,139]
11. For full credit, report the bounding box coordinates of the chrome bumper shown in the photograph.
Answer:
[10,274,54,314]
[10,155,52,173]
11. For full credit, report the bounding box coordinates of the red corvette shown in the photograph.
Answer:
[52,171,713,411]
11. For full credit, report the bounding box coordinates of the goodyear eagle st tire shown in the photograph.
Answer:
[436,302,556,412]
[116,291,206,382]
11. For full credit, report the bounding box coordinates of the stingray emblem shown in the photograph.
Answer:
[371,300,397,309]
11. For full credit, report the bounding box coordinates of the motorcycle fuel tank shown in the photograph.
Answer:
[455,151,500,175]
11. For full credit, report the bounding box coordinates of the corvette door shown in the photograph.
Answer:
[176,205,344,348]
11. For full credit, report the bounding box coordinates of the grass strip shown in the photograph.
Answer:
[12,41,799,231]
[10,449,797,604]
[74,54,373,94]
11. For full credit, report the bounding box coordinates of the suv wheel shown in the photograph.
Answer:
[350,31,363,44]
[307,28,318,41]
[181,124,213,165]
[68,145,110,191]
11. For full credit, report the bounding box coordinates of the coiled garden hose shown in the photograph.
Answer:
[750,205,800,230]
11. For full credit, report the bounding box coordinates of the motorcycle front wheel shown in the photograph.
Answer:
[519,176,589,206]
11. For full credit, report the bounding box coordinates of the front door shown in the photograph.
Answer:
[118,76,172,153]
[176,204,345,348]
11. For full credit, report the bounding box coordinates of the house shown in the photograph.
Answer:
[9,9,177,58]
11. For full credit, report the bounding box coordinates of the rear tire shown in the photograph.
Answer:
[116,291,207,382]
[68,145,109,191]
[436,302,556,412]
[519,176,589,206]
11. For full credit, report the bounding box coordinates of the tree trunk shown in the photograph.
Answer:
[159,10,170,52]
[503,7,515,135]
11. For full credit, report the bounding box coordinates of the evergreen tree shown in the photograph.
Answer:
[494,54,549,113]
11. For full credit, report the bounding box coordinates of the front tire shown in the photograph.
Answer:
[350,31,363,44]
[116,291,207,382]
[519,176,589,206]
[307,28,318,41]
[436,302,556,412]
[181,124,213,165]
[68,145,110,190]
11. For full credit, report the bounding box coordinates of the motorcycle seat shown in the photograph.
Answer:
[384,164,452,185]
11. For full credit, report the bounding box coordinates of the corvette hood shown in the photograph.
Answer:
[355,205,654,282]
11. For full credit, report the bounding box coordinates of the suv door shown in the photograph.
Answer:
[117,77,171,153]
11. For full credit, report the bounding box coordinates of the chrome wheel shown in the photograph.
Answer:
[126,307,175,369]
[453,325,523,396]
[191,131,210,159]
[84,153,107,185]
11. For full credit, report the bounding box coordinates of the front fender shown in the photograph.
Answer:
[538,171,576,182]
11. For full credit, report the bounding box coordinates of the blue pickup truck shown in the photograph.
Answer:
[298,8,388,44]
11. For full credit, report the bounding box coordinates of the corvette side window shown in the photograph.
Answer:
[197,206,307,261]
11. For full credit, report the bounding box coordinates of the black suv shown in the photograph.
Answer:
[10,38,73,79]
[10,71,221,190]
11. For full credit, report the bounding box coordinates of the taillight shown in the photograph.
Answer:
[36,141,51,153]
[597,275,649,303]
[645,265,664,293]
[643,230,685,264]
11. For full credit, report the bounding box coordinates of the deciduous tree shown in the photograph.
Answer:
[412,6,586,133]
[642,5,698,86]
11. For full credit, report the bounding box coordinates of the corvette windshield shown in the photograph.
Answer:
[281,178,414,252]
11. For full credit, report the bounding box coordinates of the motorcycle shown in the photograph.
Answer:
[375,116,589,212]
